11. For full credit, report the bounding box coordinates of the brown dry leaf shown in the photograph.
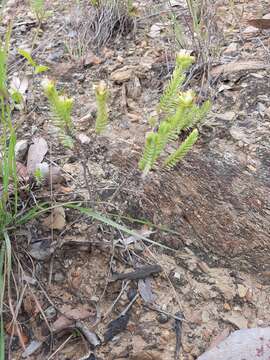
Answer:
[211,60,270,78]
[42,206,66,230]
[83,51,102,67]
[51,315,73,332]
[58,185,73,193]
[27,137,48,174]
[5,321,29,345]
[138,278,156,303]
[247,19,270,29]
[23,293,39,317]
[16,162,29,182]
[52,306,93,332]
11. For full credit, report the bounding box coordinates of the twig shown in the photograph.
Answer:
[47,334,73,360]
[144,304,186,322]
[174,311,183,360]
[110,264,162,282]
[75,321,101,347]
[103,280,130,319]
[120,293,139,316]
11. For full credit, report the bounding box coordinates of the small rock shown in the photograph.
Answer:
[148,23,165,38]
[54,272,65,283]
[202,310,210,323]
[77,133,91,145]
[44,306,57,319]
[223,311,248,329]
[157,312,169,324]
[215,111,235,121]
[223,42,238,56]
[29,240,54,260]
[15,139,28,161]
[237,284,247,298]
[110,66,134,83]
[243,25,259,34]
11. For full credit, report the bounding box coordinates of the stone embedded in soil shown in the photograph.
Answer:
[198,327,270,360]
[77,133,91,145]
[53,272,65,283]
[110,66,135,83]
[223,311,248,329]
[15,139,28,161]
[223,42,238,56]
[237,284,248,298]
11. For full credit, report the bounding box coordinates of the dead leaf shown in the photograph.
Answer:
[211,60,270,78]
[247,19,270,29]
[5,321,29,345]
[16,162,29,182]
[22,340,43,358]
[23,293,39,317]
[83,51,102,67]
[27,137,48,174]
[148,23,166,38]
[43,206,66,230]
[138,278,156,303]
[52,306,93,332]
[10,75,29,94]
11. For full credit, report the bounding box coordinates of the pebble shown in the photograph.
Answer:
[237,284,248,298]
[157,312,169,324]
[44,306,57,320]
[54,272,65,283]
[15,139,28,161]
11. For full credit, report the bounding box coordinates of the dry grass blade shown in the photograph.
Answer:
[67,205,176,252]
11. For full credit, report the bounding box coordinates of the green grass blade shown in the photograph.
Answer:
[66,204,176,252]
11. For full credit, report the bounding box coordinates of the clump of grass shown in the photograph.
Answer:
[139,52,211,176]
[167,0,221,81]
[0,27,51,357]
[0,27,20,358]
[64,0,135,59]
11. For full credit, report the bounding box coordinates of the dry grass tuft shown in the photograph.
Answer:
[65,0,135,58]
